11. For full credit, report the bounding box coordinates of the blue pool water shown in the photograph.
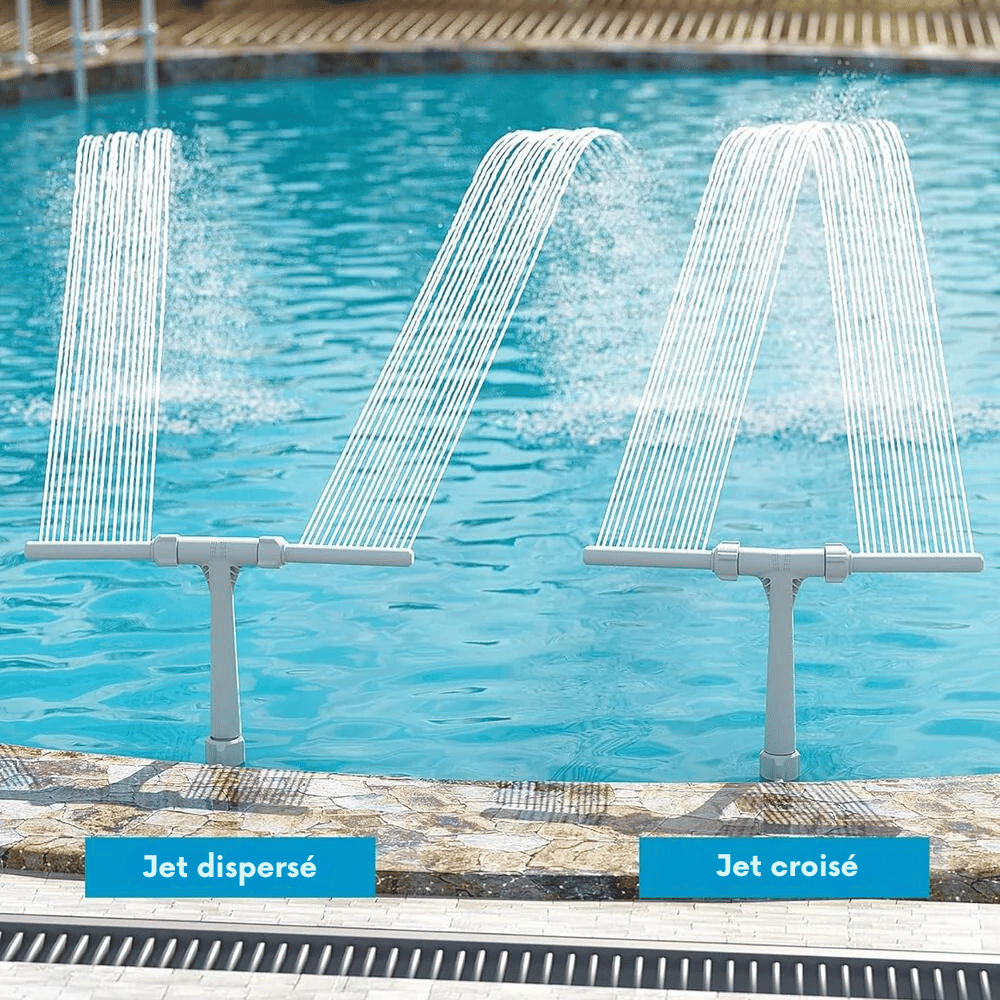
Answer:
[0,71,998,783]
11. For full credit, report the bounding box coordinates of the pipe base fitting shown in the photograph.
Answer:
[759,749,800,782]
[205,735,246,767]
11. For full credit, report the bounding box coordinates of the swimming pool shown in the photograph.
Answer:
[0,71,997,783]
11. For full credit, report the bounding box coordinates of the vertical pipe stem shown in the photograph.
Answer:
[86,0,104,53]
[203,561,246,766]
[16,0,36,66]
[141,0,157,98]
[87,0,101,36]
[70,0,87,103]
[759,572,801,781]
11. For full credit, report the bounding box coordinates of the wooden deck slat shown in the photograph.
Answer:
[897,10,911,47]
[932,11,949,45]
[879,12,892,47]
[3,0,1000,74]
[603,10,631,41]
[715,11,733,43]
[823,11,838,46]
[695,10,716,43]
[966,11,987,48]
[293,12,351,45]
[986,11,1000,47]
[580,11,610,41]
[915,11,931,47]
[734,10,753,42]
[769,11,786,43]
[338,10,395,44]
[178,14,231,47]
[507,9,546,41]
[639,11,666,42]
[362,11,418,43]
[805,11,820,44]
[453,9,498,41]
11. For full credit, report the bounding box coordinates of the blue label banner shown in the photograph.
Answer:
[639,837,929,899]
[85,837,376,898]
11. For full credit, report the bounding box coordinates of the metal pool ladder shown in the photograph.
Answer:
[25,125,617,766]
[585,120,983,781]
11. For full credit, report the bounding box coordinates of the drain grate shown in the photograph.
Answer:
[1,915,997,995]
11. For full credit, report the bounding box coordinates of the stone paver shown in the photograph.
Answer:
[2,870,1000,999]
[2,745,1000,902]
[4,872,1000,955]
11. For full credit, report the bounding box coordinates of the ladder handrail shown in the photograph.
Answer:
[69,0,158,103]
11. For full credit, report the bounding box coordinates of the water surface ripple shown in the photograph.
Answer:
[0,72,997,782]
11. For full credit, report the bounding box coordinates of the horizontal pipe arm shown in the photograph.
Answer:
[584,543,984,578]
[583,546,714,570]
[24,536,414,569]
[282,544,413,567]
[25,540,155,561]
[850,552,984,574]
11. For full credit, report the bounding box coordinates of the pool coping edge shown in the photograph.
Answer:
[1,744,998,902]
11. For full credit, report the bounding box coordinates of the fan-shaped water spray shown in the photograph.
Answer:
[586,120,982,781]
[39,129,171,546]
[27,125,630,767]
[301,127,628,552]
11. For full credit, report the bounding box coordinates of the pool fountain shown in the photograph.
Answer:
[0,73,996,785]
[585,119,982,780]
[25,123,628,767]
[19,112,986,782]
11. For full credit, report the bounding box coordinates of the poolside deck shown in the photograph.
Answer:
[3,743,1000,902]
[2,742,1000,995]
[2,0,1000,104]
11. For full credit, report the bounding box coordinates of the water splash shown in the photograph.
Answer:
[160,133,294,435]
[510,150,675,446]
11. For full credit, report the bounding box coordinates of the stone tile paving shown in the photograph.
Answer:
[2,960,724,1000]
[2,869,1000,998]
[4,870,1000,950]
[1,743,999,901]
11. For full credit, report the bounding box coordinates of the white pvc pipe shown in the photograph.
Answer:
[66,0,157,103]
[141,0,157,97]
[583,539,981,782]
[86,0,105,54]
[850,552,983,573]
[15,0,36,66]
[283,543,414,567]
[758,571,801,782]
[582,546,715,570]
[736,547,826,579]
[25,540,154,561]
[203,560,245,766]
[584,544,983,576]
[70,0,87,102]
[87,0,101,33]
[26,534,419,570]
[175,536,264,567]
